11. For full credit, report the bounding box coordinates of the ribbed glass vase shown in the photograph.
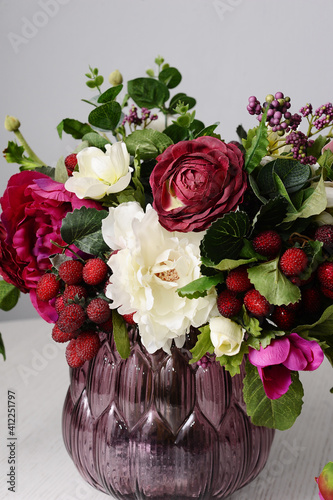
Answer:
[62,327,274,499]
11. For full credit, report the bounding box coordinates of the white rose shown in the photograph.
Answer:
[102,202,216,354]
[209,316,244,357]
[65,142,132,200]
[325,181,333,208]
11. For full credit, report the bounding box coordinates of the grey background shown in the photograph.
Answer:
[1,0,333,320]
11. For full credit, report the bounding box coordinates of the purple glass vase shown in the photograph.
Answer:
[62,327,274,499]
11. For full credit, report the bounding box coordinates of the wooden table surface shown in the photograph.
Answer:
[0,317,332,500]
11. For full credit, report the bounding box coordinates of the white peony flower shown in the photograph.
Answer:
[102,202,217,354]
[65,142,132,200]
[209,316,244,357]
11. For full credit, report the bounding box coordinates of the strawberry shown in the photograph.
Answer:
[252,230,282,257]
[321,286,333,299]
[57,303,86,333]
[59,260,84,285]
[226,266,252,293]
[83,258,108,286]
[64,153,77,176]
[217,290,242,318]
[99,317,113,333]
[315,224,333,249]
[317,262,333,291]
[87,298,111,324]
[36,273,60,302]
[122,312,136,325]
[65,339,85,368]
[244,289,271,317]
[271,305,295,330]
[55,295,66,314]
[75,331,100,361]
[63,285,88,303]
[52,323,76,343]
[279,248,308,277]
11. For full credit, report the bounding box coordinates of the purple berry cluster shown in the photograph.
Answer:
[122,105,158,128]
[195,352,216,370]
[285,131,316,165]
[313,103,333,131]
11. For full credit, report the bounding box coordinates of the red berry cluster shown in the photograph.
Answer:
[36,257,114,368]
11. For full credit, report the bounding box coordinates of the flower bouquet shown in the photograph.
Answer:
[1,57,333,498]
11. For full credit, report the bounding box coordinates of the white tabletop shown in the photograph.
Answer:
[0,317,332,500]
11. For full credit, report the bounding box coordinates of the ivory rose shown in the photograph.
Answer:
[209,316,244,356]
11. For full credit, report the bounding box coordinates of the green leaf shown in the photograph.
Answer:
[247,330,285,350]
[3,141,39,168]
[34,166,55,179]
[57,119,94,140]
[88,101,122,131]
[112,310,131,359]
[195,123,220,138]
[128,77,170,109]
[216,343,248,376]
[252,196,289,234]
[61,207,109,256]
[178,274,224,299]
[283,171,327,223]
[163,123,189,142]
[242,307,262,337]
[0,333,6,361]
[0,281,20,311]
[97,84,123,103]
[54,156,68,183]
[307,134,327,160]
[244,108,269,174]
[200,212,250,265]
[236,124,247,141]
[273,172,298,212]
[169,93,196,113]
[243,361,304,430]
[82,132,110,149]
[256,159,311,197]
[125,129,173,160]
[189,324,214,364]
[209,257,257,272]
[249,174,268,204]
[247,257,301,306]
[158,67,182,89]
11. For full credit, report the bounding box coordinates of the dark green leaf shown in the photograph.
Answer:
[169,93,196,113]
[244,107,269,174]
[243,361,304,430]
[61,207,109,256]
[236,124,247,141]
[248,174,268,204]
[127,77,170,109]
[57,118,94,140]
[34,166,56,179]
[97,84,123,103]
[88,101,122,131]
[195,123,220,138]
[200,212,250,265]
[158,67,182,89]
[252,196,289,234]
[257,159,311,197]
[112,310,131,359]
[178,274,224,299]
[307,134,327,160]
[125,129,173,160]
[189,325,214,364]
[0,333,5,361]
[4,141,39,168]
[0,281,20,311]
[163,123,189,142]
[82,132,110,149]
[283,171,326,223]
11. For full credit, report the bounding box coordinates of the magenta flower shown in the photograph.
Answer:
[248,333,324,399]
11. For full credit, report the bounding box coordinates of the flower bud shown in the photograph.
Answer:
[4,115,20,132]
[108,70,123,86]
[209,316,244,357]
[316,461,333,500]
[265,94,274,104]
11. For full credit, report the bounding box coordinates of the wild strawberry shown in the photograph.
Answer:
[279,248,308,277]
[63,285,88,303]
[36,273,60,302]
[244,289,271,317]
[122,312,136,325]
[301,288,322,316]
[57,303,86,333]
[315,224,333,249]
[217,290,242,318]
[317,262,333,291]
[64,153,77,176]
[52,324,76,343]
[226,266,252,293]
[83,258,108,285]
[75,331,100,361]
[271,305,296,330]
[321,287,333,299]
[252,230,282,257]
[59,260,84,285]
[99,317,113,333]
[87,298,111,324]
[55,295,66,314]
[65,339,85,368]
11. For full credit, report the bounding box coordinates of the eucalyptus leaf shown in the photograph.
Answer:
[128,77,170,109]
[88,101,122,131]
[125,129,172,160]
[0,281,20,311]
[158,67,182,89]
[97,84,123,103]
[112,310,131,359]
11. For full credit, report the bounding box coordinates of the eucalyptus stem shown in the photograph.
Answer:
[14,129,46,166]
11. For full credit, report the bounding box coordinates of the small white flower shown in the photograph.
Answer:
[102,202,216,354]
[65,142,132,200]
[209,316,244,357]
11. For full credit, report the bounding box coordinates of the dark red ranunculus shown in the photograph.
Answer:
[150,136,247,232]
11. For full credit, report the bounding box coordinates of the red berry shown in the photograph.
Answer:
[122,312,136,325]
[64,153,77,176]
[75,331,100,361]
[57,303,86,333]
[301,287,322,315]
[36,273,60,302]
[271,305,295,330]
[87,298,111,324]
[252,230,282,257]
[99,317,113,333]
[63,285,88,303]
[226,266,252,293]
[52,324,75,343]
[279,248,308,277]
[244,289,271,317]
[59,260,84,285]
[55,295,66,314]
[317,262,333,291]
[217,290,242,318]
[83,258,108,285]
[65,339,85,368]
[315,224,333,249]
[321,287,333,299]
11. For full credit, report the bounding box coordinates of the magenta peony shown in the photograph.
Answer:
[150,136,247,232]
[248,333,324,399]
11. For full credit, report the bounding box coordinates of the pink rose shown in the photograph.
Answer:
[248,333,324,399]
[0,171,101,321]
[150,136,247,232]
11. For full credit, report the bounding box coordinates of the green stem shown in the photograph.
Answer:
[14,129,46,166]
